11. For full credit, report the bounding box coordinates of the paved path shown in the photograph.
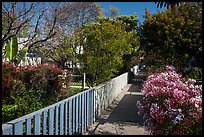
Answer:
[83,84,150,135]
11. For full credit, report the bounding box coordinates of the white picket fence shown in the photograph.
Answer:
[2,72,128,135]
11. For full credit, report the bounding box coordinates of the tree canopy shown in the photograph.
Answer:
[140,2,202,71]
[82,17,139,86]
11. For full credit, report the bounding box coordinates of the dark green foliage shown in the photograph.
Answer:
[114,15,139,32]
[113,15,140,73]
[140,3,202,72]
[2,104,18,123]
[2,82,43,123]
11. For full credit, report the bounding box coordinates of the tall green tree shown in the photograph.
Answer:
[82,19,136,86]
[98,15,140,72]
[113,15,140,73]
[140,2,202,72]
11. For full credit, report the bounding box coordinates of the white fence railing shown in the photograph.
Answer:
[94,73,128,120]
[2,72,128,135]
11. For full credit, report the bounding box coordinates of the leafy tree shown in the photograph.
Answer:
[140,2,202,72]
[98,15,140,73]
[82,19,137,86]
[113,15,140,73]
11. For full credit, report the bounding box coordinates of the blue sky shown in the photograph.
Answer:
[99,2,166,23]
[15,2,166,24]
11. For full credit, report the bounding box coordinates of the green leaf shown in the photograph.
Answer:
[14,46,28,65]
[5,36,18,61]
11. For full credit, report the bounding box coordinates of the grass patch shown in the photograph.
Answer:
[71,82,87,87]
[72,82,82,86]
[64,87,82,96]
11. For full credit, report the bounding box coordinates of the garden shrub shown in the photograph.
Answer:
[2,62,72,123]
[2,82,43,123]
[18,64,72,105]
[2,104,18,123]
[2,63,26,105]
[2,62,18,100]
[137,65,202,135]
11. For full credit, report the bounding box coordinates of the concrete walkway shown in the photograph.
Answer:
[83,84,150,135]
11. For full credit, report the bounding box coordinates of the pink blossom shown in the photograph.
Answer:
[137,65,202,135]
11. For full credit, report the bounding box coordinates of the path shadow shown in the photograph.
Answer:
[127,83,143,93]
[97,84,144,126]
[86,84,146,135]
[106,94,143,125]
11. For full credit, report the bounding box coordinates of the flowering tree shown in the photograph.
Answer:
[137,66,202,135]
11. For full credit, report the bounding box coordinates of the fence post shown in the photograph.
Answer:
[82,73,86,91]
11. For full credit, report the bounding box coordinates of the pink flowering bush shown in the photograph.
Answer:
[17,63,72,104]
[2,62,72,122]
[137,65,202,135]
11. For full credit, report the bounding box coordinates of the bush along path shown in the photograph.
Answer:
[83,70,149,135]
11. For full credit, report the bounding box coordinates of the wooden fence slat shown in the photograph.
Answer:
[14,121,23,135]
[90,90,93,125]
[43,111,47,135]
[86,92,90,127]
[93,89,96,123]
[68,99,72,135]
[90,91,93,125]
[48,107,54,135]
[55,105,59,135]
[60,103,64,135]
[26,118,32,135]
[34,113,41,135]
[78,94,82,133]
[81,93,84,133]
[76,96,79,134]
[84,92,87,130]
[73,97,76,134]
[65,101,68,135]
[87,91,89,128]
